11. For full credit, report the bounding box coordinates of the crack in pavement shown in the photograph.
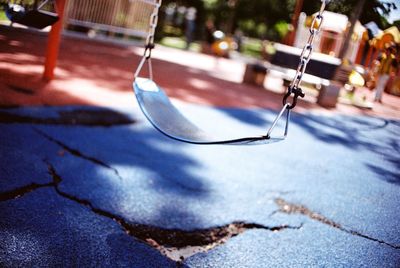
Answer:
[34,128,124,181]
[152,222,303,263]
[0,109,136,126]
[275,198,400,250]
[41,160,303,263]
[0,183,53,202]
[34,127,209,193]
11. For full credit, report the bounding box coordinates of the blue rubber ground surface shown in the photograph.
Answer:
[0,104,399,267]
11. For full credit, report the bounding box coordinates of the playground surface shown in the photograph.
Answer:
[1,26,400,267]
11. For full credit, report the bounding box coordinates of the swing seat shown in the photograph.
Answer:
[6,5,59,29]
[133,78,287,145]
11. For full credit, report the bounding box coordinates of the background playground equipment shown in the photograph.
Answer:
[3,0,59,29]
[355,26,400,95]
[200,28,237,58]
[210,30,236,58]
[295,11,364,61]
[356,26,400,67]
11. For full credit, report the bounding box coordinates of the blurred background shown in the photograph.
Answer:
[0,0,399,110]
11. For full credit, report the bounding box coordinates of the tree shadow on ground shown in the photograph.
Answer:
[218,108,269,126]
[33,118,211,230]
[0,104,215,231]
[292,113,400,185]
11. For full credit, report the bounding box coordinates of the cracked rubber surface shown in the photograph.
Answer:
[0,127,57,193]
[0,188,175,267]
[0,105,399,266]
[185,220,400,267]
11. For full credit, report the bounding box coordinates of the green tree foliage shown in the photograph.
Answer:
[302,0,396,29]
[157,0,397,42]
[209,0,397,39]
[234,0,294,39]
[199,0,296,40]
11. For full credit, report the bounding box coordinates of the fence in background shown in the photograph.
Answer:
[66,0,157,39]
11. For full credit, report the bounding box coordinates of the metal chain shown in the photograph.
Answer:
[134,0,162,80]
[145,0,162,49]
[283,0,328,109]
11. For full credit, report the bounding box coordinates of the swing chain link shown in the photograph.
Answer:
[144,0,162,56]
[134,0,162,80]
[283,0,328,109]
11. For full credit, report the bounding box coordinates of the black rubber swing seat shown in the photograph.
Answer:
[133,78,287,145]
[6,6,59,29]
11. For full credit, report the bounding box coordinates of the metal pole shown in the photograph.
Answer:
[43,0,68,81]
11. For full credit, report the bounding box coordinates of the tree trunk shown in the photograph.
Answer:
[338,0,366,60]
[287,0,304,46]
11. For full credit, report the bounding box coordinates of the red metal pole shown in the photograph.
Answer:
[43,0,67,81]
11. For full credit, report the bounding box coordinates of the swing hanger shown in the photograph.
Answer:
[132,0,328,145]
